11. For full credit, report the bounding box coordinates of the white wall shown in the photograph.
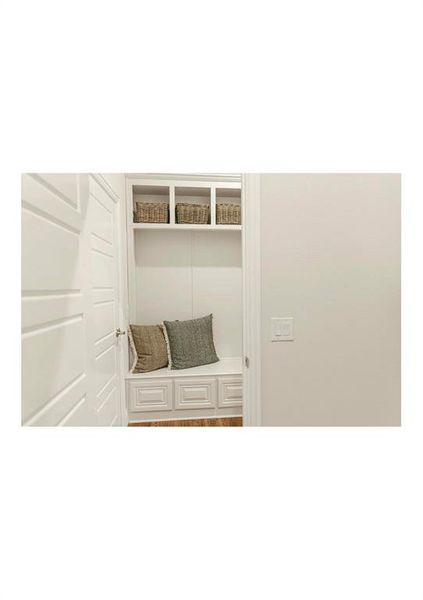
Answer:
[134,230,242,358]
[260,174,401,426]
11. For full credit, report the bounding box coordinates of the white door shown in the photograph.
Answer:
[21,173,126,426]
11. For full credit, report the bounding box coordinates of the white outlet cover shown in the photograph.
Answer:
[271,317,294,341]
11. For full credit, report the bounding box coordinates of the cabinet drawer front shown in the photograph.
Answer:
[128,379,172,412]
[175,378,217,410]
[218,377,243,408]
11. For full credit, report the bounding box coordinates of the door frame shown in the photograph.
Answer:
[242,174,262,426]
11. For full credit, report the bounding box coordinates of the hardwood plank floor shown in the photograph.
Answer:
[129,417,242,427]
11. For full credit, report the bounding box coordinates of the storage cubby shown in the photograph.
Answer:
[216,187,241,225]
[175,186,211,224]
[133,185,170,223]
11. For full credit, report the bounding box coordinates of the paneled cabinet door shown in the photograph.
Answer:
[218,377,243,408]
[174,378,217,410]
[128,380,173,412]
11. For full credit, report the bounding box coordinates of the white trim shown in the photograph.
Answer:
[210,185,217,226]
[126,176,241,190]
[126,178,137,323]
[125,173,241,183]
[116,177,129,426]
[242,174,262,426]
[169,184,176,225]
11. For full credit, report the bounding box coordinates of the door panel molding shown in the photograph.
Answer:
[21,173,126,426]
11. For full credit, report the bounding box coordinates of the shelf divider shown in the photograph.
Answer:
[210,186,216,226]
[169,185,175,225]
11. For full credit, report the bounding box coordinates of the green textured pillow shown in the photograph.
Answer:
[163,314,219,370]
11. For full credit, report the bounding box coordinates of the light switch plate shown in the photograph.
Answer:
[271,317,294,341]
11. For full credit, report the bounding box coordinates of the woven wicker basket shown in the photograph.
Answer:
[176,203,210,224]
[216,203,241,225]
[135,202,169,223]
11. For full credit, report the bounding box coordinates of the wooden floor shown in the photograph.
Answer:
[129,417,242,427]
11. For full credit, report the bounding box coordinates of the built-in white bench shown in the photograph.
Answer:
[126,357,242,423]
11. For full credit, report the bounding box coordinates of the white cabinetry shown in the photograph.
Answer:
[126,359,242,423]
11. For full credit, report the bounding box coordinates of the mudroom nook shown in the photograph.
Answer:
[125,174,243,425]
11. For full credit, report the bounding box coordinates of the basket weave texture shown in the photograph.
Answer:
[176,203,210,224]
[135,202,169,223]
[216,203,241,225]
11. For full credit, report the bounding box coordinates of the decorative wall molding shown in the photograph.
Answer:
[125,173,241,183]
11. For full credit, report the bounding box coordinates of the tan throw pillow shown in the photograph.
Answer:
[129,324,168,373]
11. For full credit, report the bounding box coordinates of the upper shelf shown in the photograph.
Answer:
[128,178,242,229]
[132,223,241,231]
